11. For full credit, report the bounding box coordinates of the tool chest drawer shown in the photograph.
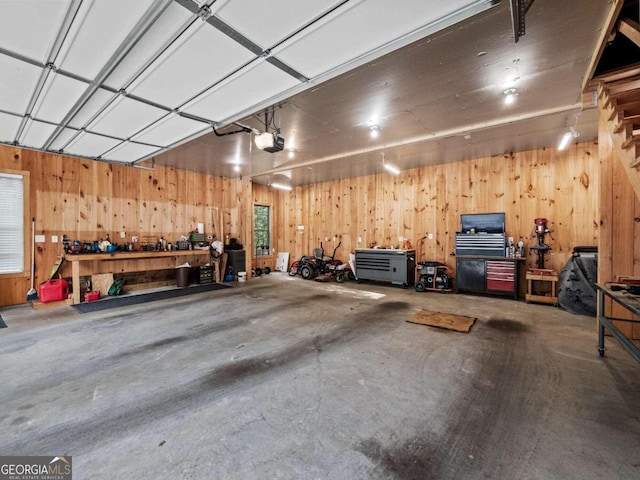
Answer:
[486,260,515,292]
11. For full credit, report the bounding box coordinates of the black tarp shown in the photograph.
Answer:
[557,246,598,316]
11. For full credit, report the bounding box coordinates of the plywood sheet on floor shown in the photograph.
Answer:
[407,309,476,332]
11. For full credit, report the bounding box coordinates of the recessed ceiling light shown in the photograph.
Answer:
[503,88,517,105]
[370,125,380,138]
[233,164,241,172]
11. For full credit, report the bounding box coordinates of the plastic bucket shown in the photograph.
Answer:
[237,271,247,282]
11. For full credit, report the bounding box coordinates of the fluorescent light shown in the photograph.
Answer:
[558,127,579,151]
[271,182,292,191]
[557,131,572,151]
[383,162,400,175]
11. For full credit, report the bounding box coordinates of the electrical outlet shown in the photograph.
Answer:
[132,236,138,243]
[398,236,404,242]
[428,233,433,240]
[51,235,58,243]
[120,231,126,239]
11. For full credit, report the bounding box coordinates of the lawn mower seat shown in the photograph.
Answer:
[313,248,332,262]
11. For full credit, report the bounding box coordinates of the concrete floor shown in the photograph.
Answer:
[1,273,639,479]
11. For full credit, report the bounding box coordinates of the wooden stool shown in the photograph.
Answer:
[526,271,558,305]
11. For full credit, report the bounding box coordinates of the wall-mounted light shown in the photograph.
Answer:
[503,88,517,105]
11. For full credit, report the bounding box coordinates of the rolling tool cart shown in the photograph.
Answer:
[354,248,415,288]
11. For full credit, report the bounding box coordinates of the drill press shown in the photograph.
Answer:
[531,217,552,270]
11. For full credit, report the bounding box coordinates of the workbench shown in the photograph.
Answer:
[596,284,640,363]
[67,250,210,305]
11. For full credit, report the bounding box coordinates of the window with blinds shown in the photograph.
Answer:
[254,205,271,256]
[0,172,25,274]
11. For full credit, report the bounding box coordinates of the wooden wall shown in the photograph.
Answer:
[598,112,640,339]
[0,145,251,306]
[1,141,600,307]
[275,142,599,282]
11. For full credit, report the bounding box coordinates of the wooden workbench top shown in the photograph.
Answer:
[66,249,210,262]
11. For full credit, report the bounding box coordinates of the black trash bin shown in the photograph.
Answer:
[176,266,190,288]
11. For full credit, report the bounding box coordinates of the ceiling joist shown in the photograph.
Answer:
[618,17,640,48]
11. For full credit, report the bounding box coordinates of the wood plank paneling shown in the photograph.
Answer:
[276,143,600,285]
[1,140,607,311]
[598,107,640,338]
[0,146,250,306]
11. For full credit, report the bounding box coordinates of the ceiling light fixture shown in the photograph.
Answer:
[383,163,401,175]
[503,88,517,105]
[558,114,581,151]
[558,127,579,151]
[271,182,292,191]
[370,125,380,138]
[381,153,400,175]
[233,164,241,173]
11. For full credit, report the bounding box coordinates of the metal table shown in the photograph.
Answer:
[596,284,640,363]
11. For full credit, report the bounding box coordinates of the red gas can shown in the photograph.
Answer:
[39,278,69,303]
[84,290,100,302]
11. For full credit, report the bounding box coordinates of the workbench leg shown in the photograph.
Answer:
[597,289,605,357]
[72,261,80,305]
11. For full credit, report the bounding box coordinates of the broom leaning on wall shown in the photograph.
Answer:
[26,218,38,301]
